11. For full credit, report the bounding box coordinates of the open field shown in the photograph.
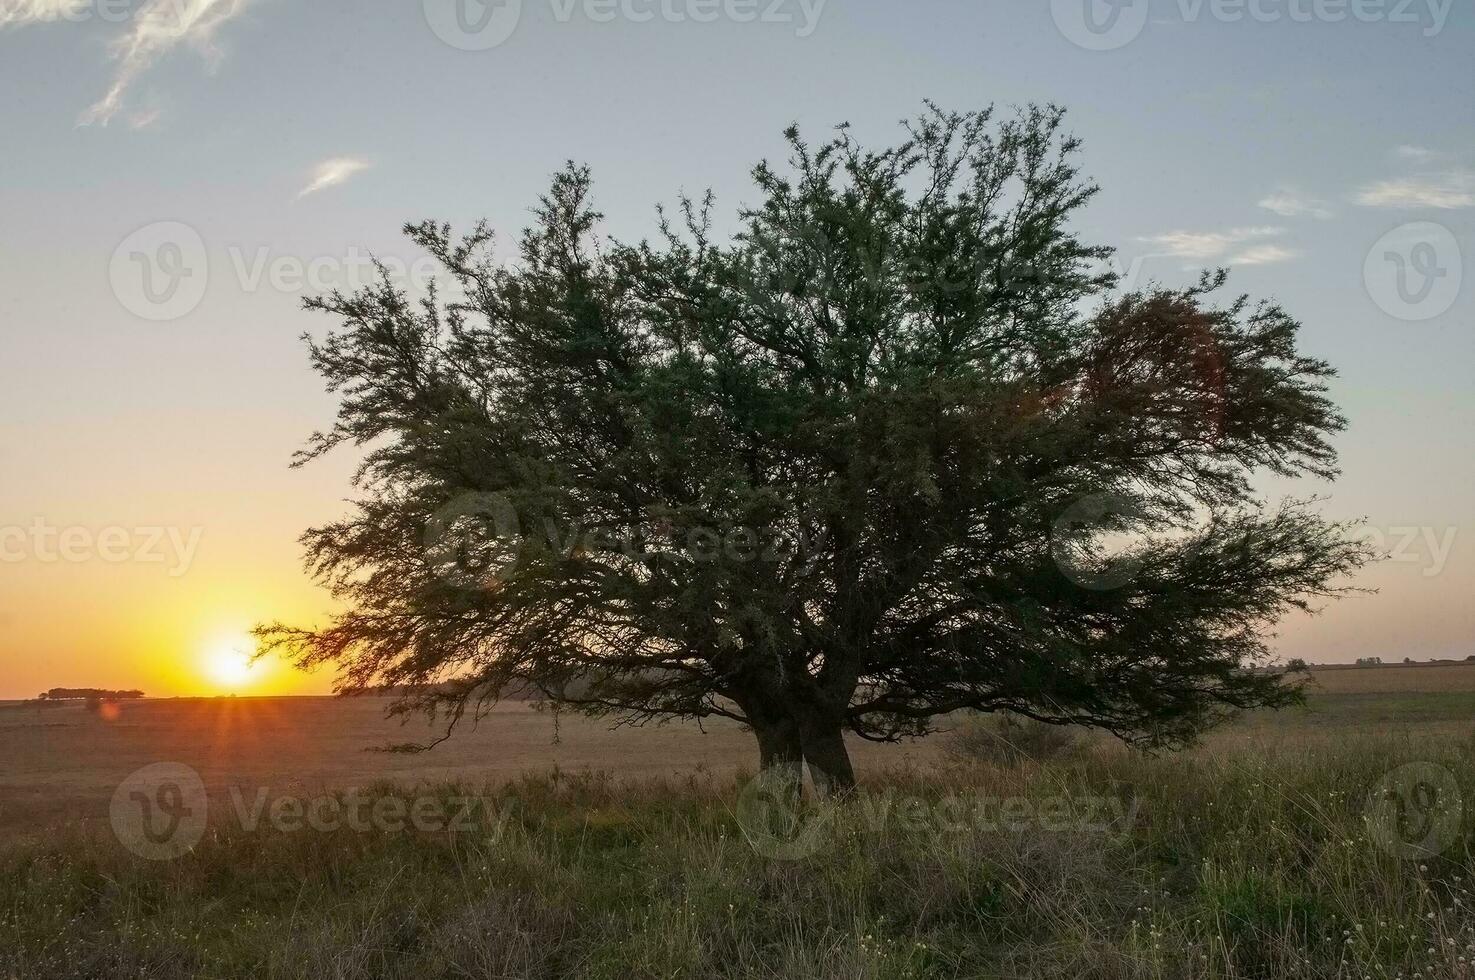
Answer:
[1237,662,1475,735]
[3,664,1474,978]
[0,695,938,841]
[5,663,1474,841]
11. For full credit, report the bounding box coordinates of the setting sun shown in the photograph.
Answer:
[206,638,264,691]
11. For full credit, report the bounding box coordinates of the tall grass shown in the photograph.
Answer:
[2,733,1471,979]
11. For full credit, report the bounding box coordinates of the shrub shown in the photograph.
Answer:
[945,713,1084,765]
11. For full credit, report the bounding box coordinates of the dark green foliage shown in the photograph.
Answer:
[258,104,1371,788]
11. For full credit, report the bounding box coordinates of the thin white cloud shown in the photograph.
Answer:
[1395,145,1437,163]
[1228,244,1301,266]
[1354,171,1475,210]
[0,0,89,25]
[1137,226,1286,262]
[80,0,252,126]
[296,158,372,200]
[1257,189,1334,220]
[128,108,163,131]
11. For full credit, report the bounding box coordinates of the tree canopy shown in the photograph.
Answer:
[259,104,1371,792]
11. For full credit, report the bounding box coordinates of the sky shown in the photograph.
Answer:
[0,0,1471,699]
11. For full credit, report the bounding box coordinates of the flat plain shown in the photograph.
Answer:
[0,691,937,840]
[4,662,1472,840]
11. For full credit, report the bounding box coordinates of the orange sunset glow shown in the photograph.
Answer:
[203,635,268,692]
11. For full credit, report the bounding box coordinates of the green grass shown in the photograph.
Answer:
[3,731,1474,979]
[1222,691,1475,734]
[1289,692,1475,726]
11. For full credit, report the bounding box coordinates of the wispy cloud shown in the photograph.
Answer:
[1257,188,1334,220]
[296,158,372,200]
[1138,226,1287,262]
[1395,145,1437,163]
[79,0,252,126]
[1354,171,1475,210]
[1228,244,1301,266]
[127,107,163,131]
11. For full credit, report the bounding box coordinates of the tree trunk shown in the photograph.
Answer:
[799,717,857,797]
[752,715,803,780]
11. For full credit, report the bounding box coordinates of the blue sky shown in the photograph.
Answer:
[0,0,1471,696]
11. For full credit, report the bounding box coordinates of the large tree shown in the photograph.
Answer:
[259,105,1369,793]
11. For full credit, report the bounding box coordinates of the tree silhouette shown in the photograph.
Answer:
[259,105,1370,793]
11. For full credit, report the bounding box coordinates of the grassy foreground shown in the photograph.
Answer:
[3,730,1473,979]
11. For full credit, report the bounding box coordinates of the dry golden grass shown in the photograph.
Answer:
[0,696,936,839]
[1304,661,1475,694]
[2,662,1471,841]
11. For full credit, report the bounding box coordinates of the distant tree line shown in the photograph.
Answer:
[35,689,145,701]
[1353,657,1475,668]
